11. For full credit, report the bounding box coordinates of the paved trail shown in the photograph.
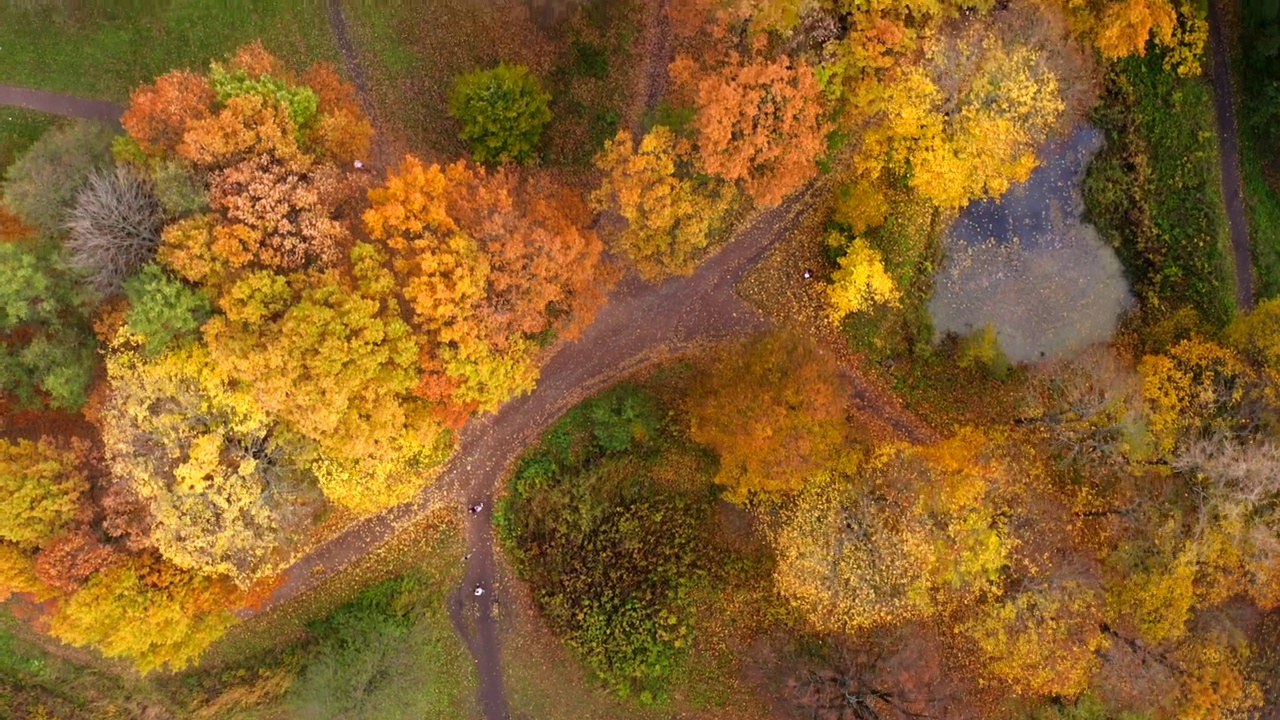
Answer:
[1207,0,1255,310]
[0,85,122,123]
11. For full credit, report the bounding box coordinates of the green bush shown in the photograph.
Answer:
[449,64,551,164]
[124,264,212,357]
[496,384,714,703]
[2,120,115,234]
[0,241,96,409]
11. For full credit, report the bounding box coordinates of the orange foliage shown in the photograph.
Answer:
[121,70,217,156]
[226,40,294,81]
[303,62,363,118]
[302,62,374,164]
[178,93,304,169]
[684,52,828,207]
[34,528,119,593]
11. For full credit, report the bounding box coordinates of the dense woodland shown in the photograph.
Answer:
[1,0,1280,718]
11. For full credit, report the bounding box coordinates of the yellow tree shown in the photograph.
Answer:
[48,552,241,673]
[98,339,320,583]
[592,127,733,280]
[856,32,1065,210]
[1138,337,1250,457]
[688,332,847,502]
[0,437,88,549]
[826,234,901,321]
[959,578,1106,696]
[773,430,1020,633]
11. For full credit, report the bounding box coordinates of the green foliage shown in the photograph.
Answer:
[497,384,714,703]
[1084,52,1233,327]
[209,63,319,132]
[2,119,115,234]
[150,159,209,219]
[956,323,1011,380]
[287,570,473,719]
[124,263,212,357]
[0,241,96,410]
[449,64,552,164]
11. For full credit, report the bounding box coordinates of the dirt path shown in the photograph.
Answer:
[0,85,123,123]
[1207,0,1255,310]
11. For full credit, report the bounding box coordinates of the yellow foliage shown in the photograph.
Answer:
[1138,337,1248,457]
[0,542,56,602]
[1106,524,1198,644]
[0,437,87,548]
[825,234,900,321]
[960,579,1105,696]
[593,127,733,279]
[48,555,239,673]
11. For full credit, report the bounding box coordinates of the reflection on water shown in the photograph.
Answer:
[928,125,1134,363]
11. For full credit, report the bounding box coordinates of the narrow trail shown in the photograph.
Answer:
[0,85,122,123]
[1206,0,1255,310]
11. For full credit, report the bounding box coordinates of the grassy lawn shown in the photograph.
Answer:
[1241,134,1280,299]
[0,2,338,101]
[344,0,641,165]
[1085,51,1236,328]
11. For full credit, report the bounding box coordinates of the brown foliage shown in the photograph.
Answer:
[33,528,118,593]
[207,153,348,271]
[121,70,217,157]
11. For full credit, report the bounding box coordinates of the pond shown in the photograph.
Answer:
[927,125,1133,364]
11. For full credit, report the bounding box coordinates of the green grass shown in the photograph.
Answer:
[0,108,55,177]
[1241,134,1280,299]
[0,2,338,101]
[1084,51,1235,328]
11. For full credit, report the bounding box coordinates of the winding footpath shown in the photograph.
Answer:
[1207,0,1255,309]
[1,4,923,719]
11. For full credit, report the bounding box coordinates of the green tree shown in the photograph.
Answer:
[2,120,115,234]
[0,241,97,410]
[123,263,212,357]
[449,64,551,164]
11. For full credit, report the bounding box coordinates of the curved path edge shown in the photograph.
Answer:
[1206,0,1255,310]
[0,85,123,123]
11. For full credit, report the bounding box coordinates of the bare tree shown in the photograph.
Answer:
[65,166,163,296]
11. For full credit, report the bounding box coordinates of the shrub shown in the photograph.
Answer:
[123,264,212,356]
[496,384,714,702]
[2,120,115,234]
[0,241,96,410]
[449,64,551,164]
[65,166,164,295]
[957,323,1012,380]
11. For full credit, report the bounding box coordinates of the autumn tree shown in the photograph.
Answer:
[959,577,1106,696]
[65,165,165,295]
[688,332,847,502]
[48,552,241,673]
[123,263,212,357]
[855,29,1066,210]
[200,243,449,514]
[121,69,217,157]
[1138,337,1251,457]
[364,156,607,415]
[592,127,733,279]
[681,50,828,207]
[98,341,322,583]
[774,430,1020,633]
[0,542,55,601]
[0,437,88,548]
[825,233,901,320]
[33,528,117,593]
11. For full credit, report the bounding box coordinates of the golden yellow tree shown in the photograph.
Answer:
[592,127,733,279]
[0,437,87,549]
[826,234,901,321]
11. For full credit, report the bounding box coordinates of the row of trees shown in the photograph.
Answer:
[0,42,612,671]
